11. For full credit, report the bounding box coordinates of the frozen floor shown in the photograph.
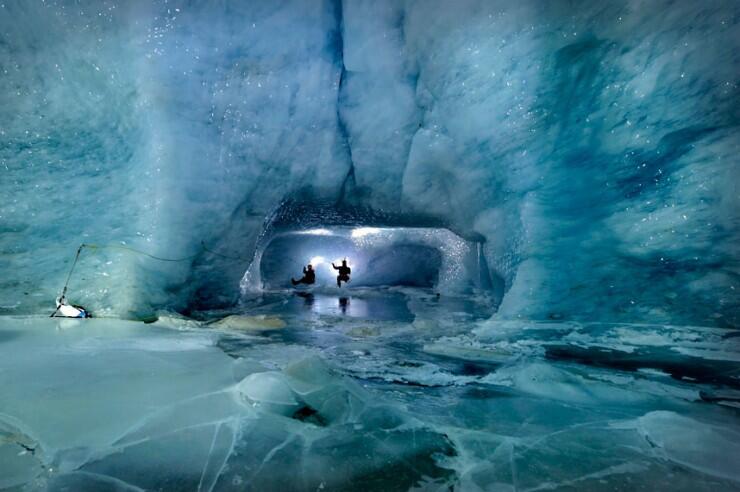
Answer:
[1,288,740,491]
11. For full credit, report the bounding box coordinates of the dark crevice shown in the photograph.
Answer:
[399,12,424,211]
[332,0,357,207]
[545,345,740,388]
[292,405,328,426]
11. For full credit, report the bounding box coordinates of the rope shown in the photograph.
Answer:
[50,244,85,317]
[62,244,85,298]
[82,241,247,262]
[82,243,201,262]
[51,241,249,317]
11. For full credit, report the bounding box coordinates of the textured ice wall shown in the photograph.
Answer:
[338,0,739,326]
[1,0,350,316]
[0,2,146,315]
[128,0,351,311]
[1,0,738,325]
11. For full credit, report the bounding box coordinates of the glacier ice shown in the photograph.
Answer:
[0,0,736,325]
[2,306,740,491]
[1,0,739,489]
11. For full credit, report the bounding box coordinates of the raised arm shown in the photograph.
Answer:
[332,263,339,270]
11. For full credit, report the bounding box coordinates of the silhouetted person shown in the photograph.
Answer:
[291,264,316,286]
[332,260,351,287]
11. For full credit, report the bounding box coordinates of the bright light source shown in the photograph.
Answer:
[351,227,381,238]
[309,256,325,266]
[297,228,333,236]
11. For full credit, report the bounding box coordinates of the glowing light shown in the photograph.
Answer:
[309,256,325,266]
[351,227,381,238]
[297,228,333,236]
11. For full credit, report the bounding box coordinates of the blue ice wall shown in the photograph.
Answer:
[1,0,351,316]
[1,0,738,325]
[0,2,146,315]
[339,0,740,327]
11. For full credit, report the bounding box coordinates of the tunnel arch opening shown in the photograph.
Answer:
[242,224,492,294]
[260,233,443,289]
[183,198,500,313]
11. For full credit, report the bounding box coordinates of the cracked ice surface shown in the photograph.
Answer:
[1,290,739,491]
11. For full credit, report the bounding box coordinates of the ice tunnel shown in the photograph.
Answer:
[1,0,739,490]
[245,224,492,292]
[256,228,447,289]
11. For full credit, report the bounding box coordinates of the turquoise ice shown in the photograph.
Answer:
[0,0,738,490]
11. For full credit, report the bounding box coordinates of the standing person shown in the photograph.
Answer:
[332,259,351,287]
[291,264,316,286]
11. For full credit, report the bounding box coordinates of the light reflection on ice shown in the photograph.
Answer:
[350,227,381,238]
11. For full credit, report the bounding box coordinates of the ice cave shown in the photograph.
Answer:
[1,0,739,490]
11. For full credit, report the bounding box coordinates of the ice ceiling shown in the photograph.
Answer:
[0,0,738,326]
